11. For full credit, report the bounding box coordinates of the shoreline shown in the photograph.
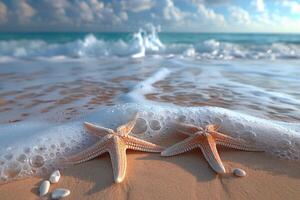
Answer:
[0,151,299,200]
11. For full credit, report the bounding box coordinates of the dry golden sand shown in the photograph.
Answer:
[0,151,299,200]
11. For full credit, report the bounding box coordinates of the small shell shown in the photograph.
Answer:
[49,170,61,183]
[39,180,50,196]
[51,188,70,199]
[232,168,246,177]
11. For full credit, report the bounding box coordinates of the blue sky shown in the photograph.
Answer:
[0,0,299,32]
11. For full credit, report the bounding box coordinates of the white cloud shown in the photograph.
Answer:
[47,0,69,14]
[159,1,226,31]
[196,4,225,26]
[120,0,155,13]
[89,0,104,11]
[279,18,300,32]
[119,11,128,21]
[0,1,7,24]
[251,0,265,12]
[14,0,36,24]
[229,6,251,25]
[163,0,184,21]
[255,12,271,25]
[45,0,71,24]
[76,0,108,23]
[268,13,300,32]
[226,4,300,33]
[190,0,231,6]
[0,0,299,32]
[71,0,127,25]
[77,1,94,22]
[282,1,300,14]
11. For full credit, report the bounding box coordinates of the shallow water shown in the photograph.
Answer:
[0,30,300,183]
[0,57,299,124]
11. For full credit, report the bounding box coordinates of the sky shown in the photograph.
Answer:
[0,0,299,32]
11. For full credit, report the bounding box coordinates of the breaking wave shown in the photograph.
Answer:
[0,28,300,60]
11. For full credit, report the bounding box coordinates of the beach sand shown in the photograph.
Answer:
[0,151,299,200]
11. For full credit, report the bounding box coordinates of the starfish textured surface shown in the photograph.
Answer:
[161,123,262,174]
[64,115,164,183]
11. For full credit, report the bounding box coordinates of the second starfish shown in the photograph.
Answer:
[161,123,262,174]
[64,115,164,183]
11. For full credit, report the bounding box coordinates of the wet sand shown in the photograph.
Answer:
[0,151,299,200]
[1,60,300,125]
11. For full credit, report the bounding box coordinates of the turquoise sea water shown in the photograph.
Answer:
[1,32,300,44]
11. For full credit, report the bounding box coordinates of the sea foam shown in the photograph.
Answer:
[1,103,300,184]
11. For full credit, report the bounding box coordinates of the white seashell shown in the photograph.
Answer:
[39,180,50,196]
[49,170,61,183]
[232,168,247,177]
[51,188,70,199]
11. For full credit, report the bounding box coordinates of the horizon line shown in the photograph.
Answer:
[0,31,300,35]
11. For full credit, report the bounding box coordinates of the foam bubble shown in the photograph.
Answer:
[277,139,292,150]
[23,148,31,154]
[17,154,27,163]
[243,131,257,142]
[132,118,148,134]
[4,154,13,160]
[149,120,161,130]
[176,115,187,122]
[3,162,21,178]
[29,155,45,168]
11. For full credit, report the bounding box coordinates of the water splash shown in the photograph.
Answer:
[131,25,165,58]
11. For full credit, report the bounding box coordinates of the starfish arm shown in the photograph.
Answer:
[206,124,220,132]
[124,135,164,152]
[161,135,199,156]
[168,122,200,136]
[84,122,114,137]
[199,138,226,174]
[212,131,263,152]
[117,114,138,136]
[64,136,111,165]
[108,136,127,183]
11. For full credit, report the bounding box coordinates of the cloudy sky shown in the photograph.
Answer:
[0,0,299,32]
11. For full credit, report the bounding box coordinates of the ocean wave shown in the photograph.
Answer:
[0,30,300,60]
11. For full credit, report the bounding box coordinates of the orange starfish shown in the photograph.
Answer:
[64,115,164,183]
[161,123,262,174]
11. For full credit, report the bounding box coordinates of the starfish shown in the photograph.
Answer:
[64,115,164,183]
[161,122,262,174]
